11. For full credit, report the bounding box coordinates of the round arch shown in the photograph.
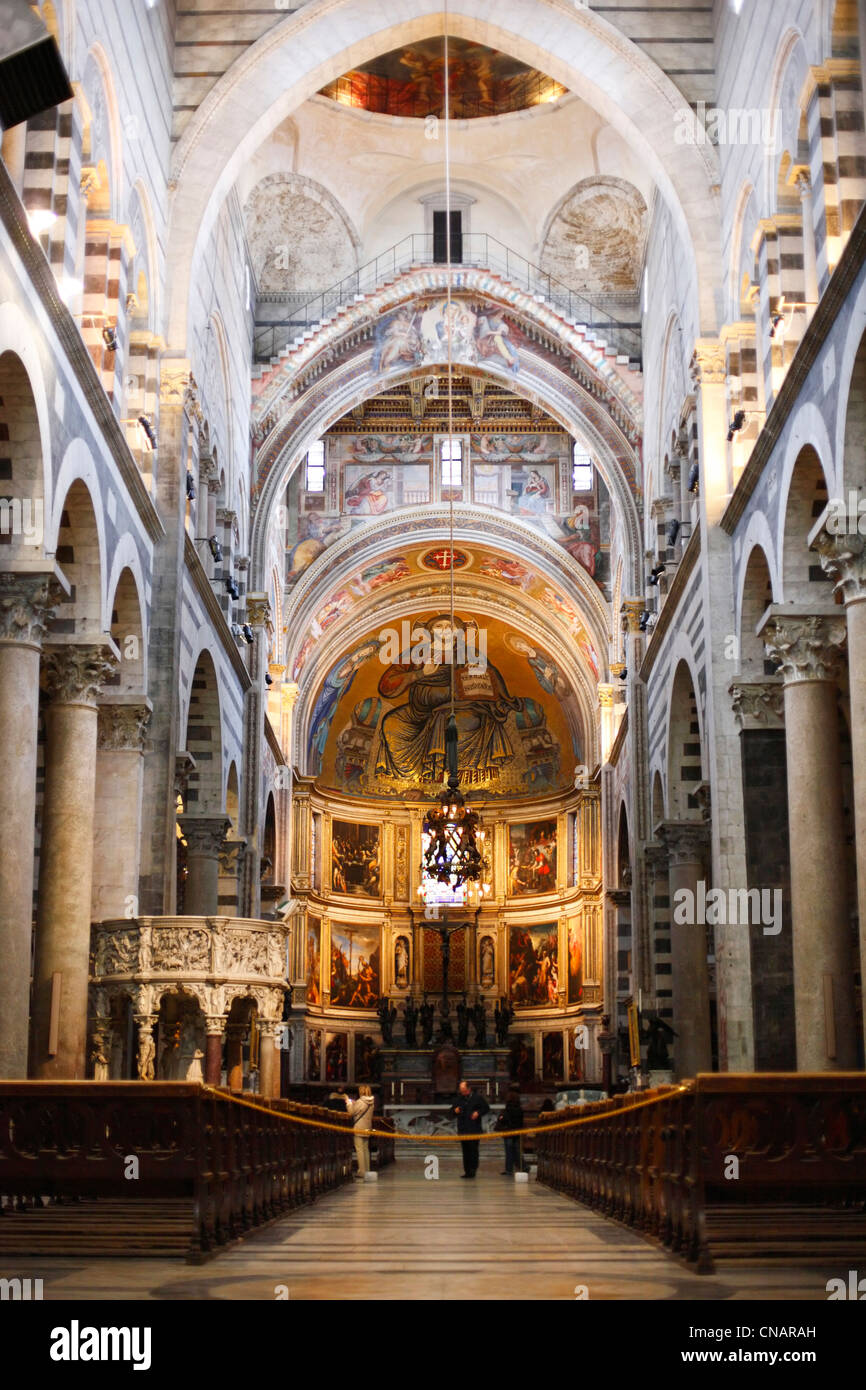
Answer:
[165,0,721,349]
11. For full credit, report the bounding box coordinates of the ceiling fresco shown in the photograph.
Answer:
[309,614,581,801]
[319,38,567,120]
[288,541,602,686]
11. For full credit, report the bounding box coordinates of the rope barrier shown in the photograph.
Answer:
[201,1083,693,1142]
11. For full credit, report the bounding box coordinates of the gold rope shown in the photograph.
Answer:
[201,1084,692,1142]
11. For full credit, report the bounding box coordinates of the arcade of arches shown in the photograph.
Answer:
[2,0,866,1298]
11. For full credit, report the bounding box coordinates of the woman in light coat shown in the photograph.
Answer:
[345,1084,375,1177]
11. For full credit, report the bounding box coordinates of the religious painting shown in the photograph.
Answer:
[306,916,321,1005]
[330,923,381,1009]
[343,462,431,515]
[320,39,566,120]
[508,820,557,896]
[568,919,583,1006]
[509,1032,535,1084]
[307,1028,322,1080]
[568,1026,586,1083]
[356,1034,379,1083]
[371,298,522,376]
[325,1031,348,1082]
[394,935,410,989]
[331,820,381,897]
[286,511,350,587]
[509,924,559,1007]
[479,935,495,989]
[542,1031,564,1082]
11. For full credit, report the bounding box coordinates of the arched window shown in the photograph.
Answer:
[305,440,325,493]
[572,444,593,493]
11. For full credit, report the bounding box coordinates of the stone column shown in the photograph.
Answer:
[92,699,152,921]
[178,815,231,917]
[205,1016,225,1086]
[258,1019,278,1099]
[795,169,820,316]
[811,529,866,1056]
[0,574,56,1077]
[32,643,117,1079]
[658,821,712,1079]
[759,607,857,1070]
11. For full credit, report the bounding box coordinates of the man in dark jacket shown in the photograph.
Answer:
[453,1079,490,1178]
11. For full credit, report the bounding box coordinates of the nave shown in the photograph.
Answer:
[13,1154,839,1304]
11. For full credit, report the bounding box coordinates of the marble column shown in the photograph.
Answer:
[809,528,866,1057]
[92,699,152,921]
[0,574,56,1077]
[658,821,712,1079]
[759,607,856,1070]
[178,815,231,916]
[32,643,117,1079]
[205,1016,225,1086]
[258,1019,277,1099]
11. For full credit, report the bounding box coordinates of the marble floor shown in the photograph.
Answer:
[9,1153,845,1301]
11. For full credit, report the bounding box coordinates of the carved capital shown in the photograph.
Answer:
[245,591,272,630]
[597,682,615,709]
[809,526,866,604]
[759,608,847,684]
[179,815,232,858]
[657,819,709,867]
[0,572,60,647]
[206,1016,227,1037]
[690,339,726,385]
[620,599,644,634]
[98,701,152,751]
[729,678,785,728]
[42,643,118,706]
[643,841,669,874]
[281,680,300,712]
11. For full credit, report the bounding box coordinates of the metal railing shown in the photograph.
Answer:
[253,232,642,364]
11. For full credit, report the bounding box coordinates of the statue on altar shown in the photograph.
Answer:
[472,999,487,1047]
[378,998,397,1044]
[403,997,418,1047]
[494,996,514,1045]
[456,995,470,1048]
[420,997,435,1046]
[439,998,453,1042]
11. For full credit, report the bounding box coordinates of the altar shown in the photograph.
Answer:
[378,1045,512,1104]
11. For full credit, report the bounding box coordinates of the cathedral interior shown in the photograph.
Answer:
[1,0,866,1316]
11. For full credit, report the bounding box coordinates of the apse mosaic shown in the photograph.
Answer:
[509,924,559,1007]
[319,38,567,120]
[329,923,381,1009]
[312,616,578,800]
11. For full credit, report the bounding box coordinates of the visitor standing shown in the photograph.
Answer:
[346,1084,375,1178]
[499,1084,524,1175]
[453,1079,490,1178]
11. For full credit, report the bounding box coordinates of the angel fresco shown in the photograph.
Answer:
[374,616,521,784]
[308,639,382,773]
[345,469,391,515]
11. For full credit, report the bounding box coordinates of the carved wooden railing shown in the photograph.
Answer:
[0,1083,353,1261]
[535,1074,866,1272]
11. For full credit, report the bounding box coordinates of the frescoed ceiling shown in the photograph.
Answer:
[311,613,579,802]
[319,38,567,120]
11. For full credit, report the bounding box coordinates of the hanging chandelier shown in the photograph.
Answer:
[421,714,485,890]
